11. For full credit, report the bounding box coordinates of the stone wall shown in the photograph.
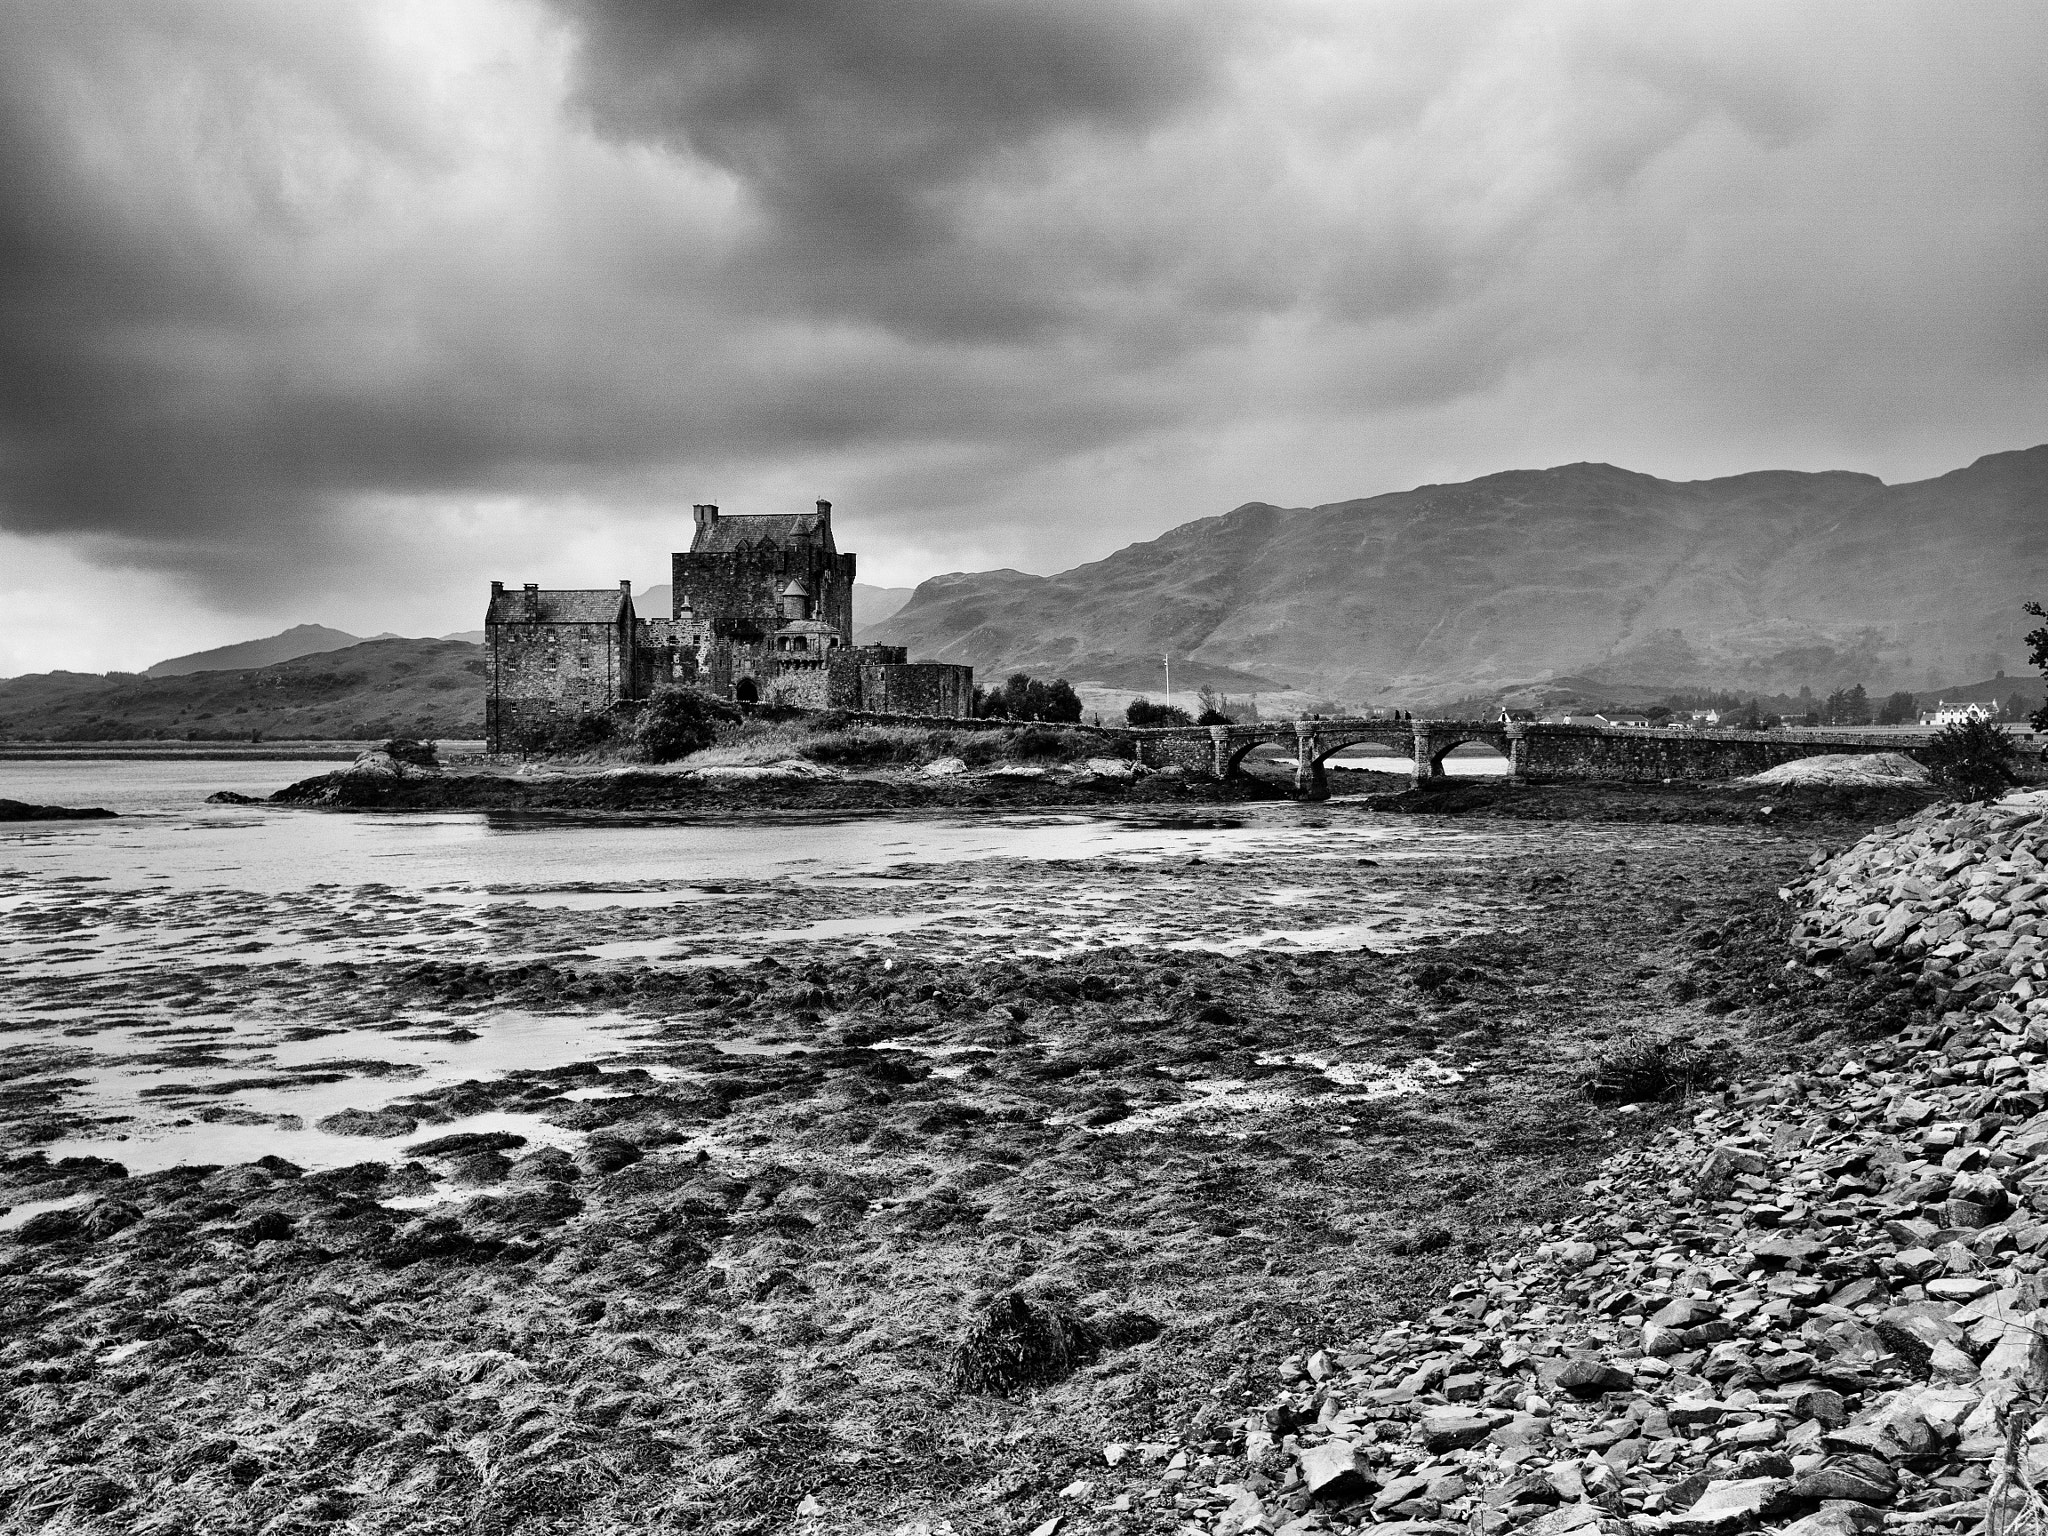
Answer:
[766,662,831,710]
[632,618,692,697]
[1510,723,1929,783]
[491,621,629,708]
[857,662,975,719]
[672,547,855,644]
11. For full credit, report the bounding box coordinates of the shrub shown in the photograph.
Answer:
[800,727,934,766]
[1008,725,1092,760]
[2028,601,2048,732]
[632,687,739,763]
[1922,716,2019,803]
[1581,1032,1723,1103]
[381,738,438,768]
[947,1291,1160,1396]
[1125,696,1193,728]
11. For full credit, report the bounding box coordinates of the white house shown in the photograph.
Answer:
[1920,700,1994,727]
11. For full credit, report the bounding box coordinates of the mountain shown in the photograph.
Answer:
[145,624,375,677]
[633,582,915,630]
[1,638,487,741]
[862,447,2048,704]
[852,585,916,631]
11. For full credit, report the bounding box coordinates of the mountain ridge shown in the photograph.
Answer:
[863,446,2048,703]
[145,624,375,678]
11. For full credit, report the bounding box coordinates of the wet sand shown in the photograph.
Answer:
[0,786,1926,1533]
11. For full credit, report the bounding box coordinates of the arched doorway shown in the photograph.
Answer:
[734,677,759,704]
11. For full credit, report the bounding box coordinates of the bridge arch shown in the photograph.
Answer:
[1218,728,1296,779]
[1414,721,1514,779]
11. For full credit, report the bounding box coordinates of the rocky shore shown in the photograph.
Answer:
[259,754,1291,813]
[0,798,115,820]
[1141,796,2048,1536]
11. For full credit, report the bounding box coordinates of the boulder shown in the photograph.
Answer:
[1299,1440,1372,1502]
[1420,1408,1496,1451]
[1788,1455,1896,1505]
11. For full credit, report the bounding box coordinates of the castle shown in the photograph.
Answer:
[483,500,972,750]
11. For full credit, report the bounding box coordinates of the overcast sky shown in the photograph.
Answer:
[2,0,2044,674]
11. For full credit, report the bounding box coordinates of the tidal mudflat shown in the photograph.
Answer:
[0,768,1921,1534]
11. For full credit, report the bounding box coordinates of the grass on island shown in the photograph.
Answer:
[498,714,1121,774]
[682,718,1111,771]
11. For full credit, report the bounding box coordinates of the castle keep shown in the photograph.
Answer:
[485,500,971,749]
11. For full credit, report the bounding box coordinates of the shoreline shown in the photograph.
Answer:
[249,760,1952,827]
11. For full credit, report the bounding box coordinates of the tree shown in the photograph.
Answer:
[977,672,1082,722]
[633,687,739,762]
[1125,696,1193,728]
[2028,601,2048,731]
[1923,717,2019,804]
[1822,684,1870,726]
[1876,690,1918,726]
[1195,684,1236,726]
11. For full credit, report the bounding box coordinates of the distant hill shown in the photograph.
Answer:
[145,624,376,677]
[852,585,915,630]
[1,638,487,741]
[1930,674,2045,707]
[863,447,2048,705]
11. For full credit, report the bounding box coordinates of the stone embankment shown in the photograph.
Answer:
[1139,799,2048,1536]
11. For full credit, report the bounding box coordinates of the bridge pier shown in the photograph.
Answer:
[1413,723,1440,782]
[1295,724,1329,800]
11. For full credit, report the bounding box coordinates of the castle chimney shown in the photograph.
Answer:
[523,582,539,619]
[490,580,504,596]
[693,503,718,530]
[815,499,831,521]
[619,579,631,592]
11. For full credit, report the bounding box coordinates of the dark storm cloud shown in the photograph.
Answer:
[565,0,1216,249]
[0,0,2043,662]
[558,0,1229,341]
[0,0,1224,583]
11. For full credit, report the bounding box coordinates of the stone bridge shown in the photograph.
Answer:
[1123,718,1952,797]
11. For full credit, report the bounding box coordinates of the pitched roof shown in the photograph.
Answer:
[691,513,832,555]
[486,588,632,625]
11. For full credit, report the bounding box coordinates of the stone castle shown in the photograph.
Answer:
[484,500,971,749]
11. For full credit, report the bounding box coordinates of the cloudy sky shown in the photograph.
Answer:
[2,0,2044,674]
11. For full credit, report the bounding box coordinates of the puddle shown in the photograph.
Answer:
[44,1108,586,1178]
[1093,1056,1467,1135]
[583,911,952,962]
[12,1011,667,1171]
[421,885,750,911]
[0,1193,90,1232]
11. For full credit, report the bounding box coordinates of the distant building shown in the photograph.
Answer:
[1496,707,1538,724]
[485,500,972,749]
[1921,699,1995,727]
